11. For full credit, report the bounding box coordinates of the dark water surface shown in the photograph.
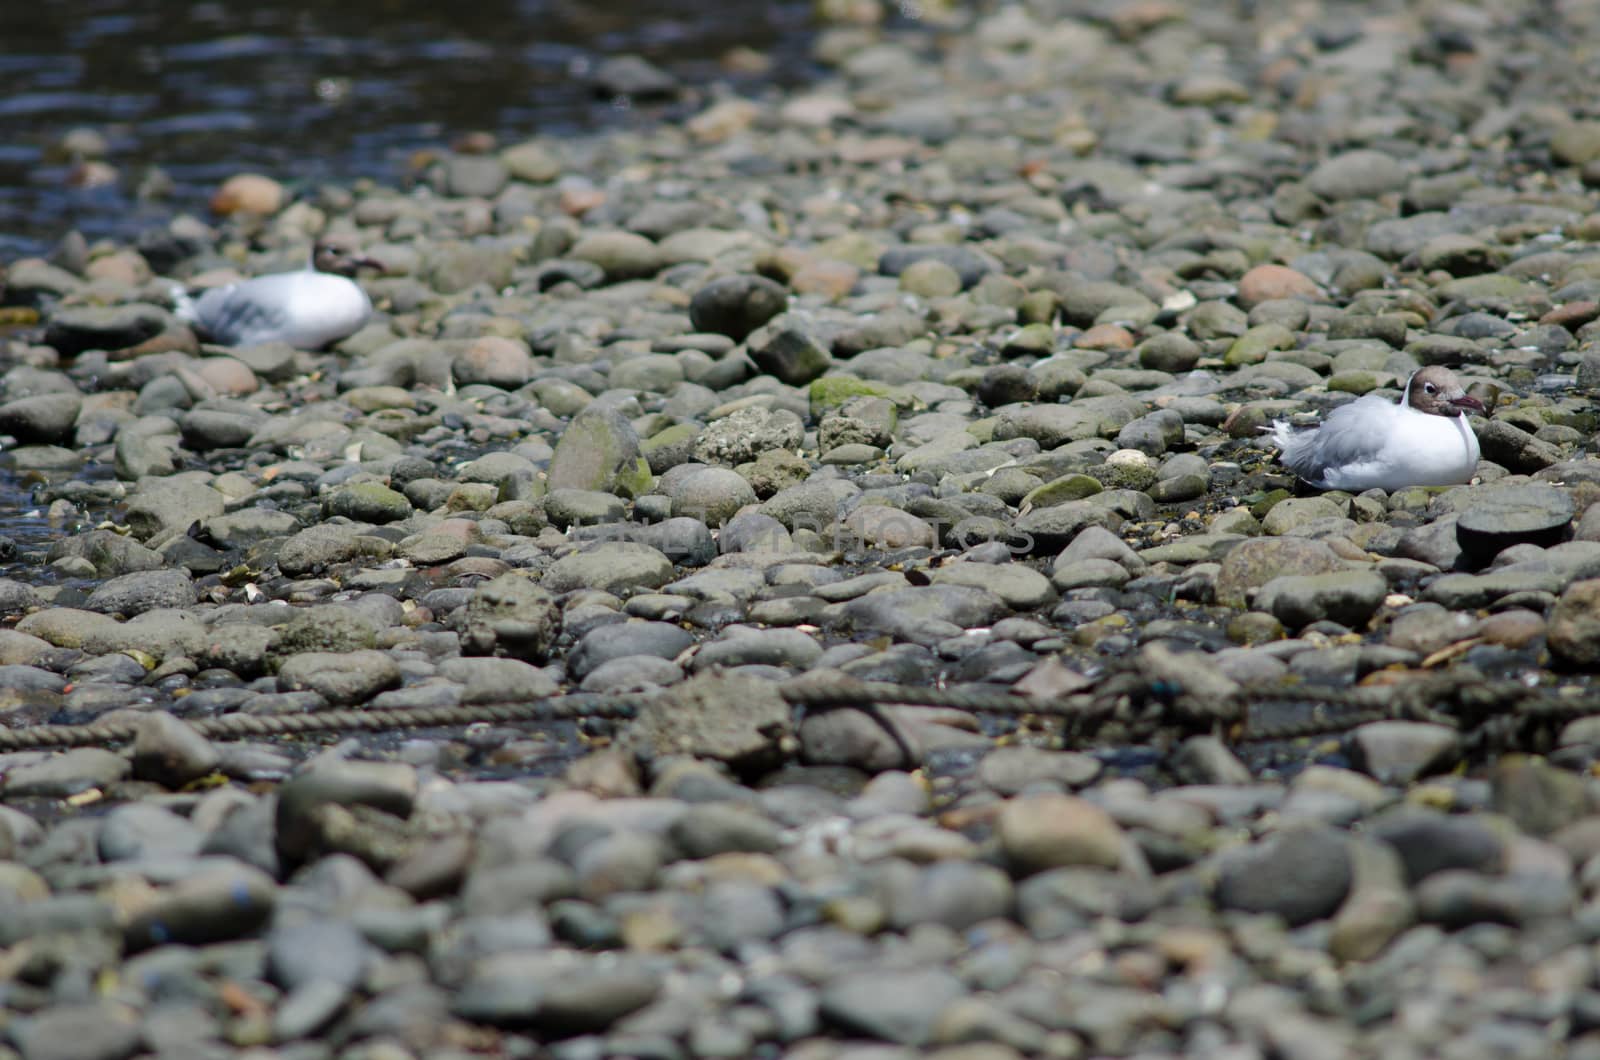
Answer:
[0,0,816,259]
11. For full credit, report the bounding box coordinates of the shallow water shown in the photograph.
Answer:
[0,0,815,258]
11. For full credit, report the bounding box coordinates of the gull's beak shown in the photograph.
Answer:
[352,256,385,274]
[1449,393,1486,413]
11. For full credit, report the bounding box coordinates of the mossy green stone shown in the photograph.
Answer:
[446,484,498,512]
[1386,486,1436,514]
[274,607,377,660]
[1022,474,1103,508]
[641,422,701,473]
[1545,403,1597,432]
[1224,323,1296,367]
[1090,463,1157,492]
[499,475,546,502]
[1327,370,1380,395]
[1209,507,1263,536]
[1034,361,1086,400]
[323,482,412,524]
[1249,488,1292,521]
[1018,290,1059,324]
[484,500,549,535]
[1002,322,1055,355]
[1434,274,1543,307]
[548,404,645,495]
[815,232,883,271]
[809,375,892,418]
[899,259,963,298]
[1227,611,1285,644]
[1332,343,1394,372]
[615,457,654,500]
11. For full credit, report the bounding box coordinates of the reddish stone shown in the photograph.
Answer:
[210,173,285,216]
[1540,301,1600,332]
[1076,323,1136,350]
[1237,263,1320,308]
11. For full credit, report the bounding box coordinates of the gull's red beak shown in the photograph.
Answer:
[1449,394,1486,413]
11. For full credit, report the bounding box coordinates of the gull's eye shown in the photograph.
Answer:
[1423,383,1437,394]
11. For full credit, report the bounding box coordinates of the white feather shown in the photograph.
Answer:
[176,266,371,349]
[1267,394,1480,492]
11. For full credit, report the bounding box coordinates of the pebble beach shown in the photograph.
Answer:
[3,1,1600,1058]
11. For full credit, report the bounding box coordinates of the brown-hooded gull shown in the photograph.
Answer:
[173,240,379,349]
[1266,366,1484,492]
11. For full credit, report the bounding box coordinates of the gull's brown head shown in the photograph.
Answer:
[311,239,382,277]
[1406,366,1485,417]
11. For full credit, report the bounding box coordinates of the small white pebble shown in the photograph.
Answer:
[1106,448,1152,470]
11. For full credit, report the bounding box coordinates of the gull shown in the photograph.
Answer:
[173,240,380,349]
[1266,366,1484,492]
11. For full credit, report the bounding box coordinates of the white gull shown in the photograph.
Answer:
[1266,366,1484,492]
[173,240,379,349]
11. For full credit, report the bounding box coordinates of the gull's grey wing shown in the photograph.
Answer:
[192,280,289,346]
[1278,396,1394,485]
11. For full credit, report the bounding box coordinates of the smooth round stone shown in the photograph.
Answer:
[123,863,278,951]
[323,481,412,523]
[821,443,883,465]
[1254,570,1387,630]
[669,467,758,527]
[542,541,674,595]
[691,627,822,671]
[1214,826,1353,926]
[567,620,694,681]
[998,793,1125,873]
[544,488,627,528]
[609,353,684,392]
[569,231,664,280]
[580,655,683,692]
[276,649,402,705]
[0,392,82,444]
[898,258,963,298]
[979,746,1101,794]
[1306,148,1408,201]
